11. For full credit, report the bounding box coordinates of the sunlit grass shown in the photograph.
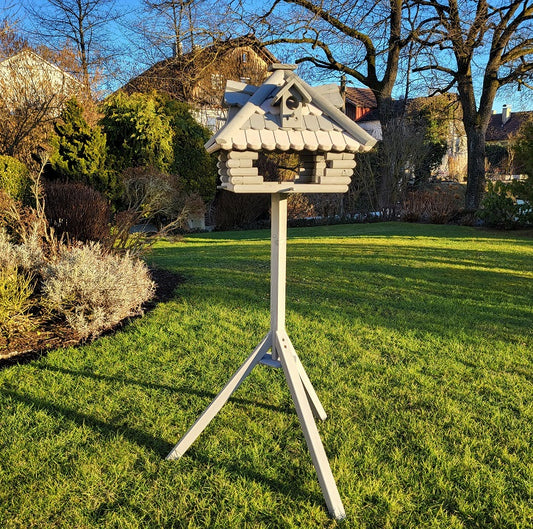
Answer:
[0,222,531,528]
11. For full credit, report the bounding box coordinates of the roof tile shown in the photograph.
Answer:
[205,67,377,154]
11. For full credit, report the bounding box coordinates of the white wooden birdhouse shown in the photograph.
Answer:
[171,64,379,521]
[205,63,377,194]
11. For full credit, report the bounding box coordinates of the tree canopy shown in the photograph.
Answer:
[100,91,216,201]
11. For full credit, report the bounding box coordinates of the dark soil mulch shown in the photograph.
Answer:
[0,267,184,370]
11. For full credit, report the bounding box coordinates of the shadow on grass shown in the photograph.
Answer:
[34,364,293,416]
[0,386,317,505]
[0,387,173,455]
[184,448,324,506]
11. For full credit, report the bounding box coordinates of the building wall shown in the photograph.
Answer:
[0,51,79,112]
[191,46,272,107]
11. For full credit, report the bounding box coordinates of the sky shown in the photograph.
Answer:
[2,0,532,112]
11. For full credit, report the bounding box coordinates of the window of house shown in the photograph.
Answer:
[211,73,224,90]
[242,52,248,63]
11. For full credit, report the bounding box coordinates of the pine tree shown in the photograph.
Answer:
[50,98,118,198]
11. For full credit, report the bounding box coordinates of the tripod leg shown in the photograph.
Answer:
[279,333,327,420]
[295,355,328,421]
[166,332,271,460]
[275,331,346,520]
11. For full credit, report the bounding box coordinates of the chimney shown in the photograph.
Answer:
[172,41,183,57]
[502,104,511,125]
[340,74,346,112]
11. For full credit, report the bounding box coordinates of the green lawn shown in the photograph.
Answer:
[1,222,532,528]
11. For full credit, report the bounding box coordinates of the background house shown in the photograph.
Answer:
[343,87,382,140]
[122,35,277,131]
[0,48,80,112]
[0,48,82,159]
[486,105,532,145]
[343,87,468,181]
[485,105,533,180]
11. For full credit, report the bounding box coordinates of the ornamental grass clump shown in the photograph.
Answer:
[0,266,34,344]
[42,243,155,339]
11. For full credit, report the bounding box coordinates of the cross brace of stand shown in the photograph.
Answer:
[166,194,346,520]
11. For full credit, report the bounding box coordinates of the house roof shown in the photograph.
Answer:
[205,64,377,154]
[0,48,81,86]
[486,110,533,142]
[344,87,377,109]
[122,34,277,101]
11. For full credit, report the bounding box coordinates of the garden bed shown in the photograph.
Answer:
[0,266,183,368]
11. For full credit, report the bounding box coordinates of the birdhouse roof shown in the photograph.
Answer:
[205,64,377,154]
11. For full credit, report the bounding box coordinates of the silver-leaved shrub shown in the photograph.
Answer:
[42,243,155,338]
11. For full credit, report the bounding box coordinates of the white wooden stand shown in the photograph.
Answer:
[166,193,346,520]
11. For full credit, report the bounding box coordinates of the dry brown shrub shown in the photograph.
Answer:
[287,194,315,219]
[401,184,464,224]
[44,181,111,243]
[122,166,182,221]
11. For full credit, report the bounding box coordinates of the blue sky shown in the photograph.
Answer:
[3,0,532,112]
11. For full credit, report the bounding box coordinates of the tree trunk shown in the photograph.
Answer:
[376,95,401,214]
[464,125,487,211]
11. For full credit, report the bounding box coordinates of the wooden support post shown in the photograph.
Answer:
[166,192,345,520]
[270,193,287,361]
[275,330,345,520]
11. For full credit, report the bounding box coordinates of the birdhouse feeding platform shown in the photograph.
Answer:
[166,64,376,520]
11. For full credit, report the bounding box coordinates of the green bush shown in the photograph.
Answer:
[0,265,34,342]
[99,91,174,173]
[0,156,32,203]
[509,179,533,225]
[49,98,120,200]
[477,181,519,229]
[100,92,217,202]
[165,99,217,201]
[42,243,155,339]
[513,119,533,178]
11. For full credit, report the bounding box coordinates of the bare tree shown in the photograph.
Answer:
[254,0,409,124]
[414,0,533,210]
[24,0,122,95]
[0,24,81,161]
[0,16,27,59]
[132,0,233,65]
[248,0,423,209]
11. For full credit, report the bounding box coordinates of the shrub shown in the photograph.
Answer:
[100,92,217,202]
[512,119,533,178]
[99,91,174,172]
[166,99,217,202]
[122,165,182,223]
[49,98,120,200]
[0,230,16,269]
[42,243,155,339]
[477,181,521,229]
[44,181,111,242]
[0,229,45,273]
[287,194,315,220]
[0,155,32,203]
[510,179,533,225]
[401,184,464,224]
[0,266,34,343]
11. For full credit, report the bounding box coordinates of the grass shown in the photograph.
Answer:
[0,222,532,528]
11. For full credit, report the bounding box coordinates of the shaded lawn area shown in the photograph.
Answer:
[0,222,532,528]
